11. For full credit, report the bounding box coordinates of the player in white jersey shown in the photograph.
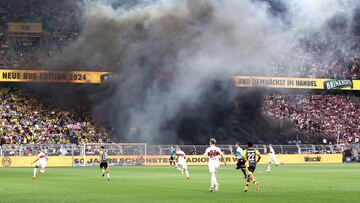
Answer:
[176,146,190,180]
[266,144,280,172]
[204,138,226,192]
[32,148,48,179]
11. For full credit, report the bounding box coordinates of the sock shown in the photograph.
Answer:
[106,172,110,179]
[252,178,258,185]
[244,180,250,189]
[212,174,218,186]
[102,169,105,175]
[185,169,189,178]
[267,165,271,171]
[33,168,37,177]
[211,174,216,187]
[241,168,247,178]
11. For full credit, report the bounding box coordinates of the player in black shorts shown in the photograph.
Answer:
[169,146,176,167]
[242,142,261,192]
[235,143,247,179]
[99,146,110,180]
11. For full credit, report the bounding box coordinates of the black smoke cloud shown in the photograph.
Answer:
[44,0,360,144]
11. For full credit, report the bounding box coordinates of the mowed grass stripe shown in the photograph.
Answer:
[0,164,359,203]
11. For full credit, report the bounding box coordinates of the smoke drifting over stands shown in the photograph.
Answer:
[2,0,360,144]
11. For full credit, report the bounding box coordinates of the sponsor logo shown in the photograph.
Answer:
[1,157,12,167]
[304,156,321,162]
[100,73,120,82]
[324,79,353,90]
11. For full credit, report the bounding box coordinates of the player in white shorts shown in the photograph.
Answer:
[266,144,280,172]
[176,146,190,180]
[32,148,48,179]
[204,138,226,192]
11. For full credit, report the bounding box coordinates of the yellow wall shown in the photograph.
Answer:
[0,154,342,167]
[0,156,72,167]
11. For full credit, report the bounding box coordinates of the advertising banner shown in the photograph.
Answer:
[233,76,360,91]
[0,156,72,167]
[0,69,109,84]
[71,154,343,166]
[0,154,342,167]
[274,154,342,164]
[8,22,43,33]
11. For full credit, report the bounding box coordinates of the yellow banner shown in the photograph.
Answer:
[72,154,342,166]
[0,156,72,167]
[233,76,360,90]
[0,154,342,167]
[274,154,343,164]
[0,69,110,84]
[8,22,43,33]
[73,156,168,166]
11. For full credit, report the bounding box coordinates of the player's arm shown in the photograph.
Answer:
[31,158,39,165]
[241,150,247,160]
[219,151,227,165]
[175,152,180,162]
[203,149,209,157]
[256,150,261,163]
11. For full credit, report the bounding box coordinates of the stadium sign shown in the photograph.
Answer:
[1,157,12,167]
[71,154,342,166]
[0,69,110,84]
[304,156,321,162]
[73,156,169,166]
[323,79,353,90]
[8,22,43,33]
[0,154,342,167]
[234,76,360,91]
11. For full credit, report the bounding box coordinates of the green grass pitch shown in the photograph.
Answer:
[0,164,359,203]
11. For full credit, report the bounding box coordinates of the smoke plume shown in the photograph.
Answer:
[45,0,360,144]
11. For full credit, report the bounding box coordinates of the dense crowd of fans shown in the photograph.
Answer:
[0,87,109,145]
[0,0,359,79]
[264,94,360,144]
[0,0,79,69]
[269,37,360,79]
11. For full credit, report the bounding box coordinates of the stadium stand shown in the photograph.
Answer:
[1,1,360,78]
[0,87,109,145]
[0,1,79,69]
[0,1,359,145]
[264,94,360,144]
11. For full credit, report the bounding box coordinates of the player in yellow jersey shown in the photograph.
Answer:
[241,141,261,192]
[99,146,110,181]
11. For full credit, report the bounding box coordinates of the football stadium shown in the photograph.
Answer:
[0,0,360,203]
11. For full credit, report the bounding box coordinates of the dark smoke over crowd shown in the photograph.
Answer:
[1,0,360,144]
